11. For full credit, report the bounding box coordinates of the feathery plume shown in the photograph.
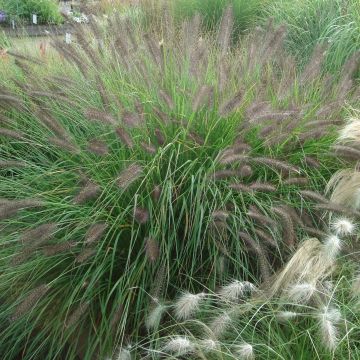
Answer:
[318,306,341,351]
[76,248,96,263]
[152,185,162,201]
[276,311,298,323]
[154,128,165,146]
[85,108,117,125]
[65,302,89,328]
[199,339,219,352]
[174,292,206,320]
[284,177,309,186]
[213,169,240,180]
[36,110,71,140]
[192,85,214,111]
[239,231,271,281]
[302,226,327,238]
[0,199,44,220]
[233,343,254,360]
[20,223,57,247]
[217,5,234,56]
[323,235,341,259]
[247,207,276,226]
[331,218,355,236]
[7,50,44,65]
[87,139,109,156]
[116,163,143,189]
[212,210,229,222]
[115,127,134,148]
[74,182,101,204]
[210,311,232,337]
[254,228,277,247]
[286,283,317,303]
[146,302,166,330]
[239,165,253,178]
[339,117,360,142]
[42,242,74,256]
[219,90,244,117]
[159,89,175,110]
[0,160,26,168]
[303,156,321,168]
[134,207,149,224]
[153,106,170,124]
[0,128,24,140]
[11,284,49,321]
[229,183,253,193]
[316,100,343,118]
[123,111,141,128]
[252,157,300,174]
[332,145,360,161]
[163,336,195,356]
[272,206,296,248]
[218,153,248,165]
[218,280,256,302]
[140,141,157,154]
[300,43,328,85]
[144,33,163,69]
[48,137,80,154]
[250,182,277,192]
[115,346,131,360]
[299,190,328,203]
[84,223,107,245]
[145,237,159,263]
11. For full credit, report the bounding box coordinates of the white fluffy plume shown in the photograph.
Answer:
[218,280,256,302]
[323,235,342,259]
[199,339,219,352]
[174,292,206,320]
[163,336,195,355]
[276,311,298,323]
[210,311,232,337]
[233,343,255,359]
[318,306,341,351]
[146,303,167,330]
[287,283,317,303]
[331,217,355,236]
[115,346,131,360]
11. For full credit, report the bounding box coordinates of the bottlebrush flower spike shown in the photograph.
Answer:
[146,302,167,330]
[331,218,355,236]
[276,311,298,323]
[174,292,206,320]
[233,343,255,359]
[218,280,256,302]
[323,234,342,259]
[318,306,341,351]
[163,336,195,356]
[286,283,317,303]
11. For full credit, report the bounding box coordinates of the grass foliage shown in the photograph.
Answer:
[264,0,360,72]
[0,4,359,360]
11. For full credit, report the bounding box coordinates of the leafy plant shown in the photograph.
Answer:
[0,0,63,25]
[0,6,358,359]
[263,0,360,73]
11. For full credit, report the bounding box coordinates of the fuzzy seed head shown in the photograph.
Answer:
[218,280,256,302]
[233,343,254,359]
[331,218,355,236]
[318,306,341,351]
[323,235,342,259]
[174,292,206,320]
[287,283,317,303]
[276,311,298,323]
[163,336,195,356]
[146,302,166,330]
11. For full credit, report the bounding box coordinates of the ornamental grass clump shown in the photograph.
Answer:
[0,5,358,359]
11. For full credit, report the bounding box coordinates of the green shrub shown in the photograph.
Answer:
[0,6,358,359]
[263,0,360,73]
[0,0,62,25]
